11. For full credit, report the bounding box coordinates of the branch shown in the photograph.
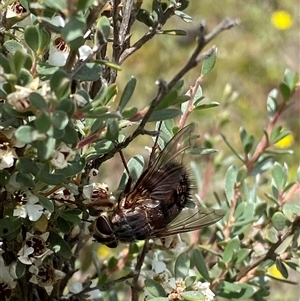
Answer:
[119,4,177,63]
[131,240,150,301]
[235,216,300,282]
[92,17,238,168]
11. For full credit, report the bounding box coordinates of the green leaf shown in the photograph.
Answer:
[137,9,155,27]
[192,249,210,281]
[174,10,193,23]
[92,137,111,152]
[77,0,94,10]
[122,106,138,119]
[279,82,291,101]
[15,125,35,143]
[266,227,278,244]
[194,102,219,111]
[175,253,190,279]
[221,133,244,162]
[185,276,197,288]
[270,128,292,144]
[220,282,256,299]
[57,217,72,234]
[275,258,288,279]
[224,165,238,201]
[61,15,85,46]
[16,172,35,188]
[105,118,119,141]
[29,92,48,110]
[0,170,10,185]
[60,209,82,223]
[201,47,218,75]
[0,217,22,238]
[62,123,79,144]
[0,53,10,73]
[24,25,40,52]
[271,212,287,231]
[283,69,299,92]
[236,249,250,264]
[42,0,67,10]
[239,127,254,154]
[267,89,278,118]
[37,165,64,185]
[17,68,33,86]
[13,50,27,74]
[35,137,56,161]
[283,203,300,222]
[48,231,72,259]
[57,98,75,118]
[35,112,51,133]
[97,16,111,39]
[56,157,86,177]
[51,110,69,130]
[249,156,274,176]
[16,157,39,175]
[272,162,287,190]
[223,237,240,263]
[3,40,23,54]
[37,194,54,212]
[148,108,182,122]
[181,291,205,301]
[158,93,190,111]
[15,261,26,278]
[73,63,102,81]
[50,70,70,100]
[188,147,217,155]
[160,29,186,35]
[144,279,166,297]
[118,155,145,191]
[118,77,136,112]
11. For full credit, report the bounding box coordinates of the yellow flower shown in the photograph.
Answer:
[267,264,285,279]
[271,10,293,30]
[97,245,112,258]
[274,133,294,148]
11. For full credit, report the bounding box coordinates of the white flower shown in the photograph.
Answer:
[29,261,65,295]
[6,78,43,112]
[0,143,17,170]
[17,232,53,265]
[0,253,17,289]
[13,191,44,221]
[193,282,215,301]
[0,126,25,148]
[51,142,76,169]
[47,16,92,67]
[62,281,101,300]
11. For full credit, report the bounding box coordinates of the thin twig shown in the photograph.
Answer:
[92,17,238,168]
[235,216,300,282]
[131,240,150,301]
[119,4,177,63]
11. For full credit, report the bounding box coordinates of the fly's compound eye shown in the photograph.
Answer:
[89,216,118,248]
[96,216,113,235]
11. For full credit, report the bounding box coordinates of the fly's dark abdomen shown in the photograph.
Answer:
[110,162,192,242]
[111,206,164,241]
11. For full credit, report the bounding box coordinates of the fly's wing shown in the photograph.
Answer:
[150,207,226,238]
[134,123,195,189]
[122,123,194,208]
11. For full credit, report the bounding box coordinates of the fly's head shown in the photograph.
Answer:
[89,215,118,248]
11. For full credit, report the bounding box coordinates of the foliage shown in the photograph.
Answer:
[0,1,299,301]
